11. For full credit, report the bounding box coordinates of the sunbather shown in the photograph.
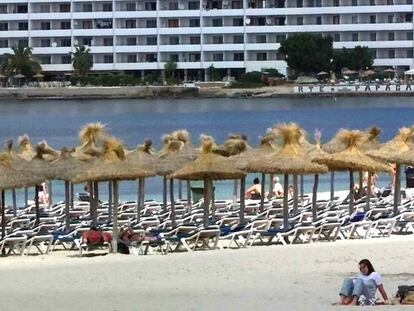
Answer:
[117,227,158,254]
[245,177,261,200]
[81,226,112,245]
[338,259,389,305]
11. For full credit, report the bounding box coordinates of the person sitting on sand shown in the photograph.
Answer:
[338,259,389,306]
[245,177,262,200]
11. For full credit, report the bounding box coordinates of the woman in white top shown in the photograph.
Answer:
[338,259,389,305]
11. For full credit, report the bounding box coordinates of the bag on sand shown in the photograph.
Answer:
[396,285,414,304]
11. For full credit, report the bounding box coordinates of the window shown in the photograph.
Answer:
[276,34,286,42]
[146,19,157,28]
[16,5,28,13]
[388,32,394,41]
[406,13,413,22]
[168,19,179,27]
[0,22,8,31]
[82,20,93,29]
[0,5,7,13]
[296,0,303,7]
[190,36,200,44]
[352,0,358,5]
[126,3,136,11]
[275,17,285,25]
[256,52,267,61]
[18,22,28,30]
[334,33,340,41]
[60,4,70,12]
[127,54,137,62]
[40,56,51,64]
[233,35,244,43]
[96,20,112,29]
[333,15,340,24]
[370,33,376,41]
[316,16,322,25]
[407,49,413,58]
[369,0,375,5]
[103,37,113,46]
[126,37,137,45]
[169,54,179,62]
[146,54,157,62]
[257,35,266,43]
[83,4,92,12]
[40,39,50,47]
[315,0,321,6]
[189,53,200,62]
[189,1,199,9]
[145,2,156,10]
[169,2,178,10]
[212,19,223,27]
[232,1,242,8]
[82,37,92,46]
[213,53,223,61]
[146,36,157,45]
[39,5,50,13]
[233,18,243,26]
[189,19,200,27]
[0,39,8,48]
[352,15,358,24]
[102,3,112,11]
[297,17,303,25]
[18,39,28,47]
[61,21,71,29]
[388,15,393,23]
[256,17,266,25]
[125,20,136,28]
[61,38,71,46]
[370,15,376,24]
[61,55,71,64]
[407,32,413,40]
[41,22,50,30]
[388,50,395,58]
[212,36,223,44]
[169,36,179,45]
[233,52,244,61]
[333,0,339,6]
[352,33,358,41]
[104,55,113,63]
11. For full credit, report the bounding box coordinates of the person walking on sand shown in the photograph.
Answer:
[338,259,389,306]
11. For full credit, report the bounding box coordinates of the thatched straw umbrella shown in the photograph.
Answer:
[125,139,157,223]
[367,127,414,214]
[248,124,328,229]
[17,134,36,207]
[314,130,389,215]
[71,137,154,254]
[50,148,89,231]
[169,137,245,227]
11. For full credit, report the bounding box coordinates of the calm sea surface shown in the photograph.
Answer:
[1,96,414,204]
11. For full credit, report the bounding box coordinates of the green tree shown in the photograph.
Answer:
[164,60,177,79]
[1,44,41,78]
[279,33,333,76]
[207,64,219,81]
[71,45,93,77]
[332,46,374,74]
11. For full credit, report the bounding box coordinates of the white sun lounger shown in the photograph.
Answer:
[0,236,27,256]
[276,226,316,245]
[365,218,396,239]
[313,222,341,242]
[25,234,54,255]
[180,229,220,252]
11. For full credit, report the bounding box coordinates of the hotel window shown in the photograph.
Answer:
[18,22,28,30]
[168,19,179,27]
[369,0,375,5]
[61,38,71,47]
[388,15,394,23]
[370,33,376,41]
[61,55,71,64]
[125,19,136,28]
[146,54,157,62]
[190,36,200,44]
[146,36,157,45]
[103,37,113,46]
[16,4,28,13]
[40,56,51,64]
[102,3,112,11]
[0,39,8,48]
[82,37,92,46]
[189,19,200,27]
[257,52,267,61]
[388,32,394,41]
[296,0,303,7]
[145,2,156,10]
[41,22,51,30]
[308,0,314,6]
[104,55,114,63]
[352,33,358,41]
[333,33,340,42]
[388,50,395,58]
[189,1,200,9]
[333,15,340,24]
[126,2,136,11]
[407,49,413,58]
[233,18,243,26]
[233,35,244,43]
[233,52,244,61]
[212,36,223,44]
[0,5,7,13]
[18,39,28,47]
[352,0,357,5]
[370,15,376,24]
[127,54,137,62]
[316,16,322,25]
[212,19,223,27]
[315,0,321,6]
[387,0,393,4]
[40,39,50,47]
[83,4,92,12]
[257,35,266,43]
[39,5,50,13]
[189,53,200,62]
[61,21,71,29]
[146,19,157,28]
[126,37,137,45]
[0,22,8,31]
[169,54,179,62]
[351,15,358,24]
[407,32,413,40]
[82,21,93,29]
[276,34,286,42]
[297,17,303,25]
[333,0,339,6]
[169,36,179,45]
[213,53,223,61]
[169,2,179,10]
[232,1,242,8]
[60,4,70,12]
[406,13,413,22]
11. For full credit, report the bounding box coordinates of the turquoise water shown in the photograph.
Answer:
[1,96,414,204]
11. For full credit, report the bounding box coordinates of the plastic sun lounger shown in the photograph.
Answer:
[0,236,27,256]
[365,218,396,239]
[78,239,112,256]
[313,222,341,242]
[218,227,254,249]
[136,238,169,255]
[25,234,54,255]
[179,229,220,252]
[276,225,316,245]
[339,220,372,240]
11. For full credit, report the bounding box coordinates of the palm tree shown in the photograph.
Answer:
[1,45,41,78]
[71,45,93,77]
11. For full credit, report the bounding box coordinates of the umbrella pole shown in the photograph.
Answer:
[111,180,119,254]
[178,180,182,200]
[260,173,265,212]
[203,178,211,228]
[64,181,70,232]
[239,177,246,225]
[48,180,53,207]
[365,172,372,213]
[108,181,113,223]
[88,181,95,227]
[312,174,319,222]
[211,180,215,222]
[293,175,298,216]
[358,172,363,198]
[70,182,74,212]
[162,176,167,212]
[1,190,5,241]
[12,189,17,217]
[35,185,40,225]
[232,179,238,210]
[268,174,274,199]
[94,181,99,205]
[24,187,28,208]
[349,170,354,215]
[394,164,401,215]
[330,172,335,203]
[283,174,289,230]
[300,175,304,207]
[137,178,145,223]
[170,179,176,228]
[186,180,192,213]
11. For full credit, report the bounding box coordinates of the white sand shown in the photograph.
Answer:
[1,236,413,311]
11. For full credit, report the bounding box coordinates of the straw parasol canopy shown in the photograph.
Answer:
[37,140,60,162]
[73,122,106,160]
[156,139,196,176]
[317,71,329,76]
[322,131,347,154]
[33,73,45,79]
[343,69,356,75]
[360,127,382,152]
[14,73,25,79]
[364,69,375,76]
[50,147,89,181]
[17,134,35,161]
[384,68,395,73]
[23,144,55,180]
[125,139,157,170]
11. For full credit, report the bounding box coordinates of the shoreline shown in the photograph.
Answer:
[0,85,414,100]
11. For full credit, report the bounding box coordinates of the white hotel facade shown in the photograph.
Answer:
[0,0,413,80]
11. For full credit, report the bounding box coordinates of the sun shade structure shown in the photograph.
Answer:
[248,123,328,229]
[169,137,246,228]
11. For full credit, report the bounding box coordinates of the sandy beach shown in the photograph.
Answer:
[1,236,413,311]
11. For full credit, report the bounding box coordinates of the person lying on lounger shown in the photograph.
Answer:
[81,226,112,245]
[337,259,389,306]
[117,227,158,254]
